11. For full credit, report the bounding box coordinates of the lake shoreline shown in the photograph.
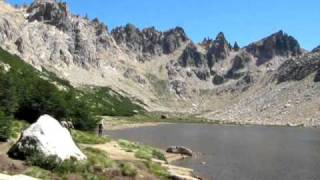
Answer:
[104,120,318,131]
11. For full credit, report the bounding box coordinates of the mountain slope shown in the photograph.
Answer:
[0,47,143,128]
[0,0,320,126]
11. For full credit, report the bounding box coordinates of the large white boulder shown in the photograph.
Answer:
[9,115,86,161]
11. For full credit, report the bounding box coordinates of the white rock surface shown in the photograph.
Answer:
[12,114,86,161]
[0,173,40,180]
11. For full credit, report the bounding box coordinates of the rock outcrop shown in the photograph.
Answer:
[245,30,302,66]
[8,115,87,161]
[207,32,232,67]
[276,53,320,83]
[27,0,72,32]
[179,43,207,68]
[225,52,251,79]
[111,24,188,57]
[166,146,193,156]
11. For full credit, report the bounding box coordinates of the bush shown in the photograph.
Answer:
[54,157,87,175]
[83,147,114,169]
[26,152,61,171]
[121,162,137,177]
[0,111,10,142]
[9,120,29,139]
[145,161,170,178]
[135,149,153,160]
[152,149,166,161]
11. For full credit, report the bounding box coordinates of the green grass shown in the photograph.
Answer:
[71,129,110,144]
[83,147,115,169]
[24,167,57,180]
[118,139,166,161]
[145,161,170,179]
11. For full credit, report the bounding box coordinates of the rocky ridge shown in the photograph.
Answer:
[0,0,319,126]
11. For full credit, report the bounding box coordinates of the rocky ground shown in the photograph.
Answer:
[0,0,319,126]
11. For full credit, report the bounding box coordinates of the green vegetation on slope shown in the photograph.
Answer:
[80,86,144,116]
[0,47,144,140]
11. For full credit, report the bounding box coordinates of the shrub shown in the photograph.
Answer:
[152,149,166,161]
[83,147,115,169]
[121,162,137,177]
[9,120,29,139]
[26,152,61,171]
[54,157,87,175]
[135,149,153,160]
[145,161,170,178]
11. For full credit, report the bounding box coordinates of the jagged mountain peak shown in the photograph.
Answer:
[312,45,320,53]
[215,32,227,42]
[111,24,188,56]
[27,0,71,31]
[206,32,232,64]
[245,30,302,66]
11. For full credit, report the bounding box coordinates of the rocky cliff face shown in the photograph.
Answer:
[0,0,319,126]
[27,0,72,31]
[276,53,320,83]
[245,31,302,66]
[111,24,188,59]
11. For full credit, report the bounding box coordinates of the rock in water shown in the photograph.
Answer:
[166,146,193,156]
[8,115,86,161]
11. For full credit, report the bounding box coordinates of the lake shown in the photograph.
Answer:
[106,123,320,180]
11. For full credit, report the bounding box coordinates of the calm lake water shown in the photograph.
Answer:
[106,123,320,180]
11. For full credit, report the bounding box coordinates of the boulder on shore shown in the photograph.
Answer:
[166,146,193,156]
[8,115,86,161]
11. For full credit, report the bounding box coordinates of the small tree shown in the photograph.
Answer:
[0,111,10,142]
[233,41,240,51]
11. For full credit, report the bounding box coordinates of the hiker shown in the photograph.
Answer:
[98,120,104,136]
[60,118,74,132]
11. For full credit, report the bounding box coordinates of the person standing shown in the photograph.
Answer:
[98,120,104,136]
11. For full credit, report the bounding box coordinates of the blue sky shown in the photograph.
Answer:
[8,0,320,50]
